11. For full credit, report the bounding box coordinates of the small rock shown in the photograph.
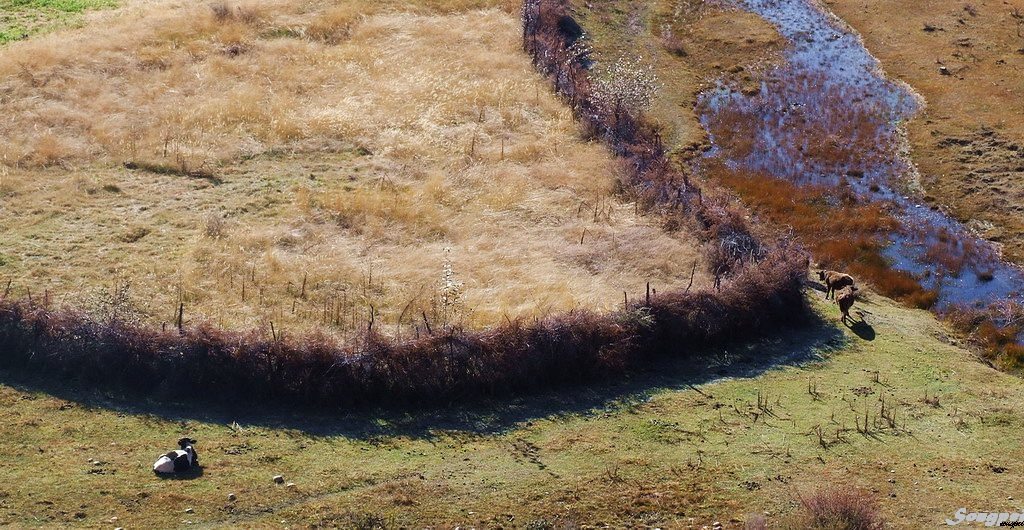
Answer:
[273,475,285,484]
[109,517,119,522]
[185,508,194,514]
[939,66,951,75]
[286,482,296,489]
[228,493,237,502]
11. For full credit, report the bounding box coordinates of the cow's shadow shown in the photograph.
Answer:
[847,316,876,341]
[155,466,204,480]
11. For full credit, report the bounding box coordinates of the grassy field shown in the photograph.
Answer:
[0,0,706,337]
[3,0,1022,528]
[0,0,116,44]
[3,294,1022,528]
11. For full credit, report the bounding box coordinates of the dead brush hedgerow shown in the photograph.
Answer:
[0,0,810,406]
[0,253,806,405]
[523,0,778,277]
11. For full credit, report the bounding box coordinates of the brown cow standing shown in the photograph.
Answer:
[835,286,858,325]
[818,270,855,300]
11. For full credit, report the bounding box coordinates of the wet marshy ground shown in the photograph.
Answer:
[697,0,1024,327]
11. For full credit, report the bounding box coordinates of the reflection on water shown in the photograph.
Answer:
[698,0,1024,314]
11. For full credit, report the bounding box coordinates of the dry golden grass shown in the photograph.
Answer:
[0,0,706,338]
[0,0,521,170]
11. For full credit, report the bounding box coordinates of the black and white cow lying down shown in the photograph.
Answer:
[153,438,200,475]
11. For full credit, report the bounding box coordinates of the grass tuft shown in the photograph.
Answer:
[796,487,885,530]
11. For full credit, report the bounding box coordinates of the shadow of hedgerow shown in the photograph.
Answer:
[0,308,844,440]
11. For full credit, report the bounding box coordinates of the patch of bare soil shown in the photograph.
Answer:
[825,0,1024,263]
[685,10,782,79]
[929,128,1024,255]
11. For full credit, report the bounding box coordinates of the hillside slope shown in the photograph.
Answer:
[2,1,1021,528]
[2,293,1022,528]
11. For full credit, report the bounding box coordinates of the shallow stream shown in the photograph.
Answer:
[698,0,1024,314]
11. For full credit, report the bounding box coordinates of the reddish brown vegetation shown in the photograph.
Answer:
[699,70,901,187]
[0,0,810,406]
[910,226,993,281]
[711,165,939,309]
[945,304,1024,370]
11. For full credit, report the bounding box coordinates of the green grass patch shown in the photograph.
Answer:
[2,295,1023,527]
[0,0,117,44]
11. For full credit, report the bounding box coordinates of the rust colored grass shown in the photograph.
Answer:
[943,303,1024,368]
[710,164,939,309]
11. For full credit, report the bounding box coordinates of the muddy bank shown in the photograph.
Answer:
[826,0,1024,264]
